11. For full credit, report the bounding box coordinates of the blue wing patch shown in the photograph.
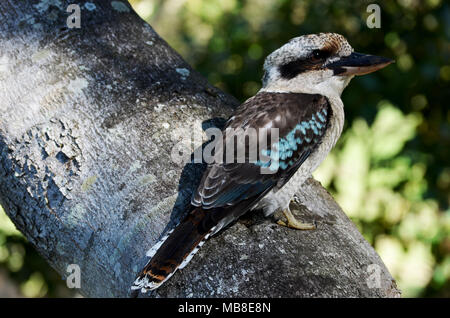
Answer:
[256,108,328,172]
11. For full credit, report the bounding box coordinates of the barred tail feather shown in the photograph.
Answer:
[131,208,217,293]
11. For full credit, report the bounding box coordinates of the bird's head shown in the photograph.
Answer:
[261,33,393,98]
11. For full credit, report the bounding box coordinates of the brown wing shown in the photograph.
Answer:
[192,92,331,209]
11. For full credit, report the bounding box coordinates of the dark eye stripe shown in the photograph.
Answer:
[312,49,332,60]
[279,49,333,79]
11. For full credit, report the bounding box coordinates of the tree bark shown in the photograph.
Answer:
[0,0,400,297]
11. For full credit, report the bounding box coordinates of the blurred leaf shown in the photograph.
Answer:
[0,206,21,237]
[371,101,421,161]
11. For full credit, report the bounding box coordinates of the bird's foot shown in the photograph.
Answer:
[277,207,316,230]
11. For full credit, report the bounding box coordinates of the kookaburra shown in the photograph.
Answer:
[132,33,393,292]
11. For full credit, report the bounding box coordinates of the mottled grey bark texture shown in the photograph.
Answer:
[0,0,400,297]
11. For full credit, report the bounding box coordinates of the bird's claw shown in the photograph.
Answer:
[277,208,316,230]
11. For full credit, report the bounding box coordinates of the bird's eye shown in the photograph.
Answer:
[311,49,329,61]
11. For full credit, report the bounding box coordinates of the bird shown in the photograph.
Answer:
[131,33,393,293]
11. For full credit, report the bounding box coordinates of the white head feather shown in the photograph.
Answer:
[260,33,355,98]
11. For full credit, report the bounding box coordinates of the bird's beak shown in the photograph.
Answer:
[327,52,394,76]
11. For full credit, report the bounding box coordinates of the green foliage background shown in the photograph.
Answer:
[0,0,448,297]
